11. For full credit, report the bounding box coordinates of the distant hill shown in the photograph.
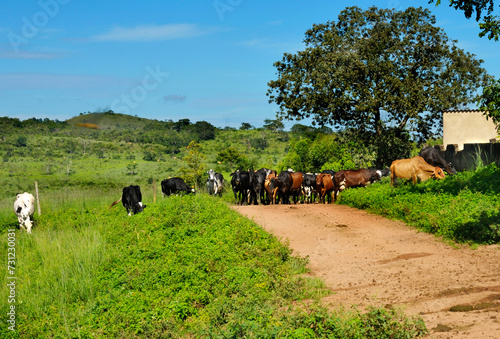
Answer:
[66,112,161,130]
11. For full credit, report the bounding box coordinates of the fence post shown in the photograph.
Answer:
[35,181,41,216]
[153,180,157,203]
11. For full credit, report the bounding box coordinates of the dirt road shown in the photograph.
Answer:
[232,203,500,339]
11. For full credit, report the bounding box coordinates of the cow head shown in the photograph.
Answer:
[315,173,326,187]
[444,162,457,175]
[432,167,446,180]
[134,202,146,214]
[207,169,216,194]
[207,169,216,180]
[231,169,249,187]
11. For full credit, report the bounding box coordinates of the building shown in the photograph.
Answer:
[442,109,498,151]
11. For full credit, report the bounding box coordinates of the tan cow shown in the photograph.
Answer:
[390,156,446,185]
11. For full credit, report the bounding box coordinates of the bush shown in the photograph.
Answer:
[339,165,500,244]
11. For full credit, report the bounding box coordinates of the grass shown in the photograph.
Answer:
[338,164,500,245]
[0,192,427,338]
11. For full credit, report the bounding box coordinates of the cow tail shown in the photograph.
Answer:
[109,197,122,209]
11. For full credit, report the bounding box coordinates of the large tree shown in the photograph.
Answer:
[267,6,491,141]
[428,0,499,40]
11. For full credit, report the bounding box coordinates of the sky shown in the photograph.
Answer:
[1,0,499,130]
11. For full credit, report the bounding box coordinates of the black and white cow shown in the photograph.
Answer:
[206,169,224,196]
[14,192,35,233]
[302,173,318,204]
[109,185,146,216]
[161,177,195,196]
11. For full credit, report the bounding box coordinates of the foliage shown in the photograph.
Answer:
[480,78,500,130]
[290,123,333,140]
[280,132,376,172]
[339,164,500,244]
[429,0,500,40]
[240,122,254,130]
[0,115,294,201]
[216,147,253,172]
[0,194,427,338]
[14,136,27,148]
[267,6,491,142]
[374,127,413,168]
[263,118,284,132]
[178,141,208,188]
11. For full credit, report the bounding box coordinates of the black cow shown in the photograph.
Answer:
[161,177,195,196]
[109,185,146,216]
[419,147,457,175]
[321,169,336,177]
[276,171,293,204]
[250,168,271,205]
[230,170,252,205]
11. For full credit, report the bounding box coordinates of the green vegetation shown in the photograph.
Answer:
[267,6,491,166]
[0,194,427,338]
[429,0,500,41]
[339,164,500,245]
[0,113,290,200]
[4,110,500,337]
[0,113,433,337]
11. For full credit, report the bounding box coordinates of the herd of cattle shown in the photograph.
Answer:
[13,147,456,232]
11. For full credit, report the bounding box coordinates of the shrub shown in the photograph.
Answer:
[339,165,500,244]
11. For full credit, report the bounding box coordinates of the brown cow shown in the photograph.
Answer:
[390,156,446,185]
[264,171,279,204]
[315,173,334,204]
[289,171,304,204]
[333,169,382,202]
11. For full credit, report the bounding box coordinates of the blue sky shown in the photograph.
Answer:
[1,0,499,129]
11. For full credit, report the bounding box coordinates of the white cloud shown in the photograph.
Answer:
[238,38,268,47]
[92,23,210,42]
[0,73,129,91]
[163,94,186,104]
[0,48,65,59]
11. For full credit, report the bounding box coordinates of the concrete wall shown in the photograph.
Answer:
[443,110,498,151]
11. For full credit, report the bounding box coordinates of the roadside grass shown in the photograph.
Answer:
[0,193,427,338]
[338,164,500,245]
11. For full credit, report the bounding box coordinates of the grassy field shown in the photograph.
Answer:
[1,191,427,338]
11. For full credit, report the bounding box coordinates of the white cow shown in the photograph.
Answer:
[14,192,35,234]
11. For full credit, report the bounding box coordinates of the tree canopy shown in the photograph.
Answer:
[267,6,491,141]
[428,0,500,40]
[480,78,500,128]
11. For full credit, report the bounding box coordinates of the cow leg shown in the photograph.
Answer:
[18,218,26,231]
[25,218,33,234]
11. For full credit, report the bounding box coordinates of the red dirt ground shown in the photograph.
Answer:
[232,203,500,339]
